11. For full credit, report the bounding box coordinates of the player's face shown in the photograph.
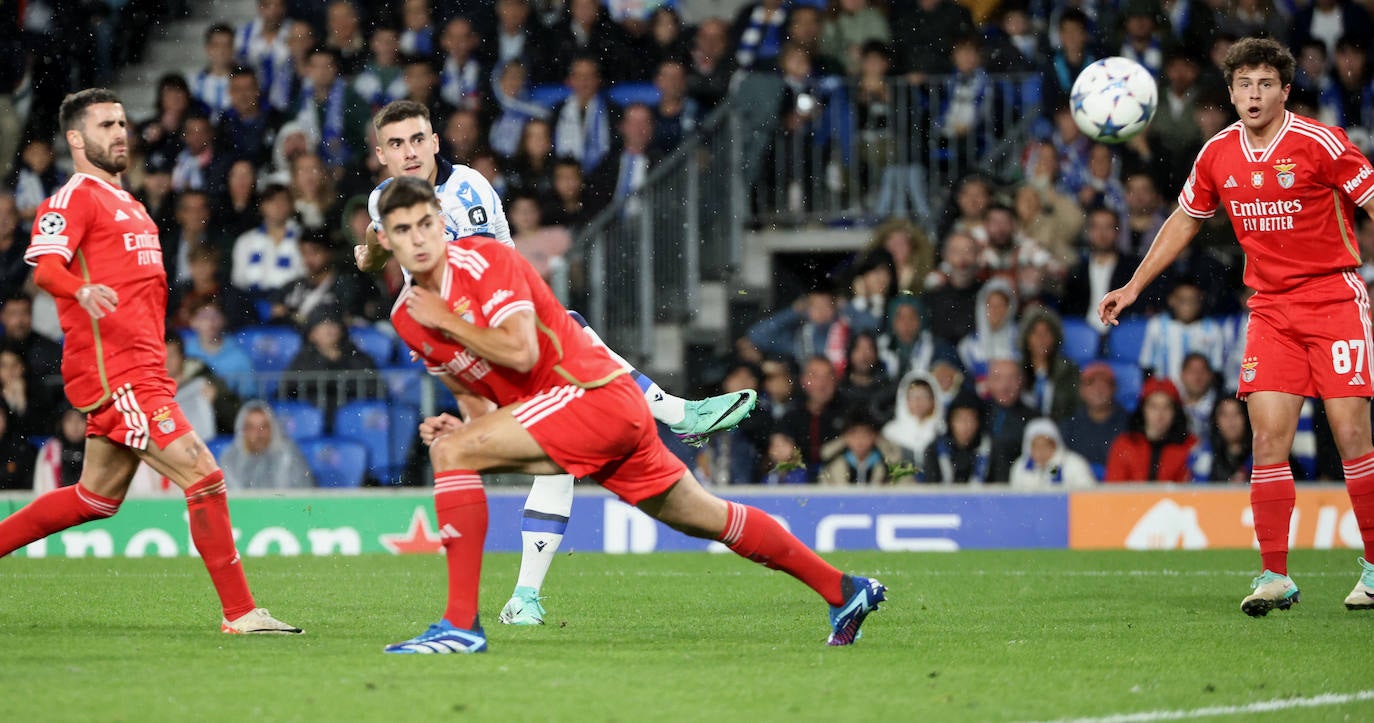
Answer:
[72,102,130,176]
[1229,64,1290,131]
[380,201,448,275]
[375,117,439,181]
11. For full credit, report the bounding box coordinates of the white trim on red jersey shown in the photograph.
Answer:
[1289,114,1345,161]
[1241,111,1295,163]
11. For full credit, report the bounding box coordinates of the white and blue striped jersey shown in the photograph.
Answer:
[369,156,511,248]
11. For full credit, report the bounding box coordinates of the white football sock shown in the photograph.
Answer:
[516,474,574,592]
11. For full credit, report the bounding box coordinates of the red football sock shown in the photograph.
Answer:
[1343,451,1374,560]
[434,470,488,629]
[185,471,256,620]
[718,501,846,605]
[0,484,121,557]
[1250,462,1296,575]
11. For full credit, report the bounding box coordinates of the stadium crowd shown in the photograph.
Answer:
[0,0,1372,489]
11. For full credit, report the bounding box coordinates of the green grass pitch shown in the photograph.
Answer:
[2,549,1372,722]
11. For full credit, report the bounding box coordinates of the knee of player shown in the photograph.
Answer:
[429,430,478,470]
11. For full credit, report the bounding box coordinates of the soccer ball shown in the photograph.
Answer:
[1069,57,1158,144]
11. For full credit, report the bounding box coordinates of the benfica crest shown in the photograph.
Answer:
[1274,162,1296,189]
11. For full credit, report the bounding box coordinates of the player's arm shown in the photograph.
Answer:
[405,286,539,372]
[1097,207,1202,326]
[32,255,118,318]
[354,222,394,273]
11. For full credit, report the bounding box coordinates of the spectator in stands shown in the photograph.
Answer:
[212,159,262,244]
[891,0,974,77]
[550,0,629,82]
[166,333,240,440]
[1148,51,1206,195]
[984,357,1034,483]
[836,330,892,419]
[170,245,257,332]
[1105,377,1197,483]
[588,103,659,214]
[137,74,201,160]
[882,371,944,464]
[746,286,880,374]
[543,156,592,229]
[943,174,993,243]
[698,359,768,485]
[922,391,990,483]
[935,35,993,179]
[1049,106,1094,198]
[0,346,53,439]
[1062,207,1141,334]
[11,139,63,223]
[1012,182,1082,273]
[0,402,36,489]
[1138,279,1227,387]
[1294,39,1332,98]
[493,0,551,82]
[285,304,377,421]
[1019,308,1080,419]
[1009,418,1097,490]
[847,249,895,324]
[1060,362,1131,476]
[273,20,317,113]
[354,26,408,110]
[220,401,317,491]
[235,0,295,115]
[0,195,25,293]
[1178,352,1219,440]
[509,195,572,280]
[930,354,973,407]
[686,17,735,110]
[272,235,369,328]
[650,60,699,156]
[1319,35,1374,151]
[1197,396,1253,483]
[762,431,809,485]
[978,203,1062,295]
[172,113,230,196]
[779,354,848,478]
[324,0,367,75]
[958,278,1018,390]
[1116,2,1164,77]
[161,190,212,287]
[1293,0,1374,63]
[184,299,257,397]
[190,24,236,122]
[32,407,86,492]
[0,294,62,383]
[876,295,956,384]
[924,232,984,346]
[553,56,616,174]
[438,17,487,114]
[289,152,336,232]
[217,66,286,169]
[504,118,555,198]
[231,183,306,296]
[399,0,436,56]
[438,108,482,165]
[489,60,549,160]
[863,220,934,297]
[1075,144,1126,217]
[821,0,890,77]
[758,356,799,425]
[1042,9,1095,110]
[820,408,912,485]
[645,7,692,71]
[984,6,1040,74]
[1120,173,1168,257]
[299,46,371,170]
[732,0,791,73]
[783,6,844,77]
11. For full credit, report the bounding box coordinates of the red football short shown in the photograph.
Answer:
[512,374,687,505]
[84,376,194,451]
[1240,271,1374,399]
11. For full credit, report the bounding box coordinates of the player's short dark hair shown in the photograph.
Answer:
[372,100,430,131]
[205,23,235,43]
[59,88,122,133]
[377,176,439,220]
[1223,36,1295,88]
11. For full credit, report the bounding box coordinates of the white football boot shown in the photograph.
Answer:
[1344,557,1374,610]
[222,608,304,634]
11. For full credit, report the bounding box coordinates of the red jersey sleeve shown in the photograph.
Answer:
[1178,145,1220,219]
[467,243,536,328]
[24,184,90,266]
[1329,126,1374,207]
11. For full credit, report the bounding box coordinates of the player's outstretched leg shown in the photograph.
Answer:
[0,484,123,557]
[1243,462,1298,616]
[385,469,489,654]
[640,473,885,646]
[500,473,573,626]
[568,310,757,446]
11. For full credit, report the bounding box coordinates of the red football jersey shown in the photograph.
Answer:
[24,173,168,411]
[391,238,624,406]
[1178,111,1374,295]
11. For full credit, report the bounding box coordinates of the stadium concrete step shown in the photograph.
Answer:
[111,0,257,115]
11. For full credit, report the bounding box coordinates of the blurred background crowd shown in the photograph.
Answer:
[0,0,1369,491]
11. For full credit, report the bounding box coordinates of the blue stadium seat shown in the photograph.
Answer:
[1105,318,1149,363]
[1107,362,1144,411]
[236,327,302,372]
[608,81,660,107]
[205,435,234,460]
[268,400,325,440]
[349,325,393,367]
[381,366,425,408]
[335,400,419,484]
[299,438,368,488]
[528,83,571,109]
[1059,317,1102,366]
[1021,75,1042,107]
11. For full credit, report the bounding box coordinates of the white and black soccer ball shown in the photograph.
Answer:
[1069,57,1158,144]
